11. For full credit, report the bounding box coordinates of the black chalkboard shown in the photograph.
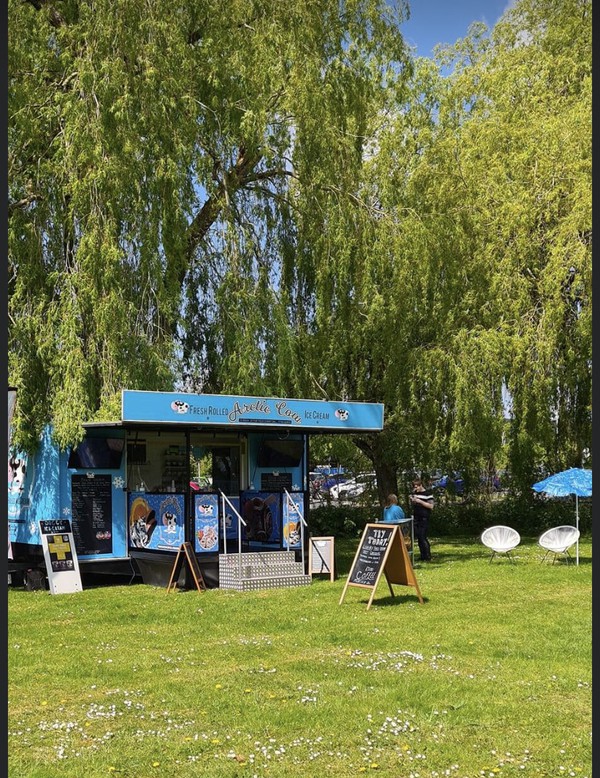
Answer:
[260,472,293,491]
[347,524,394,587]
[340,523,424,609]
[71,474,113,556]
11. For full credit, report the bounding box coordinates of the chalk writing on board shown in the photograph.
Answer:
[348,525,394,586]
[340,523,424,609]
[71,474,113,555]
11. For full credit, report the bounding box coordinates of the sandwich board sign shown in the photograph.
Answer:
[167,542,206,593]
[39,519,83,594]
[309,536,335,581]
[339,523,423,609]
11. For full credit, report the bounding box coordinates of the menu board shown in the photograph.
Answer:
[347,524,394,587]
[260,472,293,491]
[71,474,113,556]
[339,523,423,609]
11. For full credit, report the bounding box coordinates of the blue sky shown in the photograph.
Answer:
[400,0,513,58]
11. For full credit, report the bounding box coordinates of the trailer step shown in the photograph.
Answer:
[218,551,311,591]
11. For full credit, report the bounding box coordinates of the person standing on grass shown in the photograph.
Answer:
[410,478,434,562]
[382,493,405,523]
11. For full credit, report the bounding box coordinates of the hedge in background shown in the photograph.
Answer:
[309,496,592,539]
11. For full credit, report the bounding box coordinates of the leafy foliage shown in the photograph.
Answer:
[311,495,592,538]
[9,0,412,449]
[305,0,591,493]
[9,0,591,494]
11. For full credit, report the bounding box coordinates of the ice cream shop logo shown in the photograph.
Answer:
[335,409,349,421]
[168,396,302,425]
[229,399,301,424]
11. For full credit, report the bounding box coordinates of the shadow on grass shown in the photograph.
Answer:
[342,592,429,608]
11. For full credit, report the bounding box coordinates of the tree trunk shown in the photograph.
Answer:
[373,460,398,508]
[352,433,399,508]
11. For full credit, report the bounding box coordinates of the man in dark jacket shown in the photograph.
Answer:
[410,479,434,562]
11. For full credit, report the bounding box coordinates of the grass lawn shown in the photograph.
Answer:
[8,535,592,778]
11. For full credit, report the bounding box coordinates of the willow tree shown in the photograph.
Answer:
[432,0,592,489]
[8,0,412,451]
[300,0,591,499]
[293,52,483,500]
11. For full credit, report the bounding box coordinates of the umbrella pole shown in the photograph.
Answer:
[576,494,579,566]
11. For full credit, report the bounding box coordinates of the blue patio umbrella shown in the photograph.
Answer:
[532,468,592,565]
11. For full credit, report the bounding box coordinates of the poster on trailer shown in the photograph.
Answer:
[194,493,219,553]
[8,450,33,546]
[240,492,281,545]
[128,492,184,552]
[283,493,304,549]
[222,495,240,541]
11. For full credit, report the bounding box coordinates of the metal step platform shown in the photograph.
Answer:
[219,550,311,591]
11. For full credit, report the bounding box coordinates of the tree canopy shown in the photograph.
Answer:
[9,0,412,449]
[309,0,591,495]
[9,0,591,497]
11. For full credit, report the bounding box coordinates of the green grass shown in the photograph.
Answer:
[8,536,592,777]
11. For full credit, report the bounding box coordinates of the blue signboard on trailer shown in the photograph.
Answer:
[128,492,185,552]
[122,390,384,431]
[194,493,220,554]
[283,493,304,550]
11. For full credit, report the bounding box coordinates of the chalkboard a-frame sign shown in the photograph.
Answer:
[166,542,206,593]
[339,523,423,609]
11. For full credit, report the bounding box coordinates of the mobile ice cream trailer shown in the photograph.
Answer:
[8,390,384,589]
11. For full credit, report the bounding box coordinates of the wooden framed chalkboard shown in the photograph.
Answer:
[339,523,423,609]
[309,536,335,581]
[167,542,206,593]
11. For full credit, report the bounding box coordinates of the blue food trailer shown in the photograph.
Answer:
[8,390,384,589]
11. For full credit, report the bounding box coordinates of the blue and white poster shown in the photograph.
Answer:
[283,494,304,549]
[194,493,219,553]
[222,495,240,541]
[128,492,184,552]
[8,450,32,540]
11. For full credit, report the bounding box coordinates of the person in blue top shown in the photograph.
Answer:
[382,493,405,523]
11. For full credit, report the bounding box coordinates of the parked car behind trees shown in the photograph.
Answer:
[319,473,350,495]
[330,473,377,500]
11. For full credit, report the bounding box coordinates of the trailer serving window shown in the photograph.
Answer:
[256,439,304,468]
[190,441,242,494]
[68,437,125,469]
